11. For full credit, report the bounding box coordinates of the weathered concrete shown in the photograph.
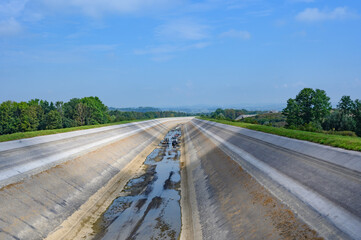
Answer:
[181,121,322,240]
[179,124,202,240]
[191,119,361,240]
[195,119,361,173]
[0,119,179,188]
[0,118,191,240]
[2,117,360,240]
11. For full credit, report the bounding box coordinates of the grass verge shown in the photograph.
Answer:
[199,117,361,152]
[0,119,149,143]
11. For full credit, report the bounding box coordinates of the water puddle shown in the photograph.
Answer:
[92,126,182,240]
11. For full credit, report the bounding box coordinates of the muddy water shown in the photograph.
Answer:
[93,127,182,240]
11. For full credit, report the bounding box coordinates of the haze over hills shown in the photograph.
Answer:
[108,107,162,113]
[110,103,286,114]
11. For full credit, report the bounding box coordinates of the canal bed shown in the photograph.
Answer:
[92,127,182,240]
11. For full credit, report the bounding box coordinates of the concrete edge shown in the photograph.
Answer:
[192,120,361,240]
[179,123,202,240]
[44,120,177,240]
[0,121,165,189]
[0,118,193,152]
[195,119,361,173]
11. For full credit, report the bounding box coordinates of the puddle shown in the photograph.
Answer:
[92,127,182,240]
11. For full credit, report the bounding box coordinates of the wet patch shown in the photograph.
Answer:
[92,127,182,240]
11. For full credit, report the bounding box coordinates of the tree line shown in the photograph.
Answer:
[283,88,361,137]
[209,108,263,120]
[108,110,190,122]
[0,97,191,135]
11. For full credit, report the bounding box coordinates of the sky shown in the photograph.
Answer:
[0,0,361,108]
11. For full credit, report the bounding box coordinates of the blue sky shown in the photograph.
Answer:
[0,0,360,108]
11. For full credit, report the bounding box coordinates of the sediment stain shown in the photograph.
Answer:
[92,127,182,240]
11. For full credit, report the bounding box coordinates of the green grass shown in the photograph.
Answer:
[199,117,361,152]
[0,119,148,143]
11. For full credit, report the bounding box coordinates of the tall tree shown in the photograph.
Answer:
[75,102,87,126]
[295,88,314,124]
[0,101,17,134]
[338,96,353,115]
[283,98,302,126]
[352,99,361,137]
[283,88,331,127]
[46,110,63,129]
[312,89,332,124]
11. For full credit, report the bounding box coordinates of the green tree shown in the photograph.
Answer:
[16,102,37,132]
[352,99,361,137]
[322,110,356,132]
[224,109,236,120]
[63,98,80,127]
[338,96,353,115]
[312,89,331,124]
[295,88,314,124]
[64,98,81,120]
[211,108,226,119]
[28,99,44,130]
[80,96,109,125]
[283,98,302,126]
[283,88,331,127]
[0,101,18,134]
[46,110,63,129]
[75,102,87,126]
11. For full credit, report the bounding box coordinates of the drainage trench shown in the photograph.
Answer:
[92,126,182,240]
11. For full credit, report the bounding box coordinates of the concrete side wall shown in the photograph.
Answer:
[193,119,361,240]
[0,119,174,152]
[182,121,323,240]
[0,120,183,240]
[195,119,361,173]
[0,118,192,188]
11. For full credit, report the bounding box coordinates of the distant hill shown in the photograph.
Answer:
[160,107,218,114]
[109,103,286,114]
[109,107,162,112]
[160,104,285,113]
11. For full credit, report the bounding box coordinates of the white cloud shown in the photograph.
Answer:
[0,18,22,36]
[43,0,181,17]
[135,42,210,61]
[226,0,265,10]
[275,81,306,89]
[0,0,27,36]
[288,0,314,3]
[135,42,210,55]
[220,30,251,40]
[292,30,307,37]
[151,55,174,62]
[0,0,28,18]
[274,19,286,27]
[156,19,209,41]
[78,44,118,52]
[296,7,357,22]
[247,9,273,17]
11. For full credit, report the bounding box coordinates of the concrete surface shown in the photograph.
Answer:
[0,118,191,240]
[190,119,361,240]
[1,116,360,240]
[180,121,322,240]
[0,118,184,188]
[196,119,361,173]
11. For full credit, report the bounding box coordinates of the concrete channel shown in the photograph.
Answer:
[93,127,182,239]
[0,117,360,239]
